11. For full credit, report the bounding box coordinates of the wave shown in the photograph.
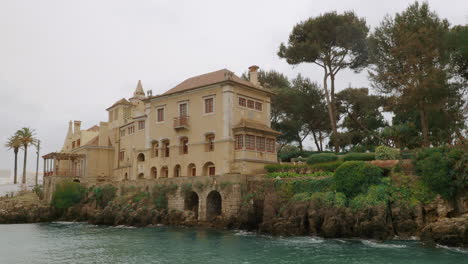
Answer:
[113,225,136,229]
[281,236,325,245]
[361,240,407,249]
[436,244,468,254]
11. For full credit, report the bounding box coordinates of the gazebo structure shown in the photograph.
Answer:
[42,152,86,180]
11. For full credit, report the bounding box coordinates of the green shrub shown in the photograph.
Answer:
[311,160,344,172]
[265,171,332,179]
[307,153,338,165]
[349,184,390,210]
[343,152,375,161]
[32,185,44,200]
[91,185,117,208]
[264,164,309,174]
[333,161,383,198]
[51,181,85,209]
[310,191,347,207]
[152,184,178,209]
[413,147,467,200]
[279,150,317,162]
[375,146,400,160]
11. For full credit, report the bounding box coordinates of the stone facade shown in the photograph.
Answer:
[42,66,279,220]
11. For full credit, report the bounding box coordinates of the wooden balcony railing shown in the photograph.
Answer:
[173,116,189,129]
[44,169,82,177]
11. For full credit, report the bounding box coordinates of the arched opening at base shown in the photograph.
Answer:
[73,179,80,183]
[184,191,199,219]
[206,191,222,220]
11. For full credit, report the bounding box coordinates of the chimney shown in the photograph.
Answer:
[73,120,82,134]
[248,65,259,86]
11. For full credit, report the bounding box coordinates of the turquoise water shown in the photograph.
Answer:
[0,223,466,264]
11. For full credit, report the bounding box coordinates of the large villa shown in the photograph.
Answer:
[42,66,280,201]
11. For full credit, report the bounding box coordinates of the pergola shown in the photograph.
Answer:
[42,152,86,178]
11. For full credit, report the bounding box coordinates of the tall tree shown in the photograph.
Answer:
[5,134,22,184]
[16,127,36,185]
[369,2,453,147]
[278,11,369,152]
[336,87,387,149]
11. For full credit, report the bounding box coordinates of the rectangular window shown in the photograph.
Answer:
[163,142,170,157]
[247,100,255,109]
[205,98,214,113]
[255,102,262,111]
[157,108,164,122]
[138,120,145,130]
[72,141,75,149]
[77,139,81,147]
[239,97,246,107]
[245,134,255,150]
[179,103,187,117]
[120,130,125,137]
[128,126,134,134]
[119,151,125,161]
[256,137,265,151]
[266,138,275,152]
[235,134,244,150]
[182,139,188,154]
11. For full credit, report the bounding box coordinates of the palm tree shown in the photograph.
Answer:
[5,134,22,184]
[16,127,36,185]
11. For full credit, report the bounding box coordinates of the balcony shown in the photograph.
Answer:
[173,116,189,129]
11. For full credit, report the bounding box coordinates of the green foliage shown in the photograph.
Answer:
[311,160,344,172]
[265,171,333,179]
[274,178,334,200]
[51,181,84,209]
[32,185,44,200]
[194,181,205,192]
[132,191,149,203]
[152,184,178,210]
[334,161,383,198]
[278,149,317,162]
[91,185,117,208]
[343,152,375,161]
[375,146,400,160]
[413,147,467,200]
[310,191,347,207]
[264,164,309,174]
[307,153,338,165]
[349,184,390,210]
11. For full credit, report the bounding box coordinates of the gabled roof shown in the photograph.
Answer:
[233,119,281,136]
[106,98,133,110]
[159,69,259,97]
[86,125,99,132]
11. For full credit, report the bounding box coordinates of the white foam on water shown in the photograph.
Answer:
[361,240,407,249]
[436,244,468,254]
[114,225,136,229]
[282,236,325,245]
[234,230,256,236]
[51,221,79,225]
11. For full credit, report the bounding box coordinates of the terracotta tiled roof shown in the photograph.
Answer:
[162,69,257,96]
[233,119,281,135]
[106,98,133,110]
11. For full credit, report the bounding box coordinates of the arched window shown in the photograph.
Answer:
[162,140,170,157]
[187,163,196,177]
[206,191,222,220]
[205,133,215,152]
[151,141,159,157]
[138,173,144,179]
[137,153,145,162]
[180,137,188,155]
[160,166,169,178]
[151,167,157,179]
[124,173,128,181]
[203,162,215,176]
[174,164,181,177]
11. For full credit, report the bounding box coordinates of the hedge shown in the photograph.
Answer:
[265,171,333,179]
[311,160,344,172]
[342,152,375,161]
[264,164,309,174]
[333,161,383,198]
[307,153,338,165]
[375,146,400,160]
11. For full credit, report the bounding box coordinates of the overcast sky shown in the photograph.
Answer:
[0,0,466,175]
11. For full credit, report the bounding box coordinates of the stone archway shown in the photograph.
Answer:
[206,190,222,220]
[184,191,199,219]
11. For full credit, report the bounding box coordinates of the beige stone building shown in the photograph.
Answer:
[43,66,280,205]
